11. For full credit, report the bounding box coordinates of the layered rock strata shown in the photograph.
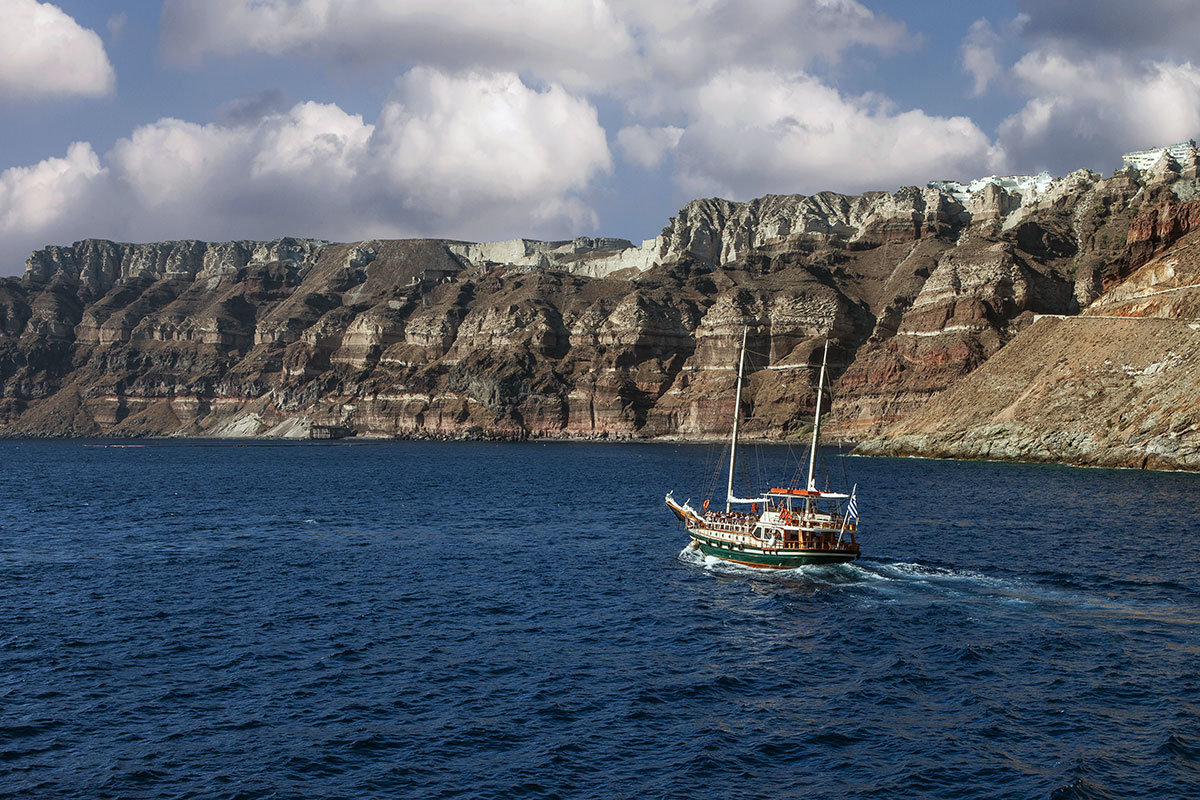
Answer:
[853,316,1200,470]
[856,220,1200,470]
[2,147,1199,468]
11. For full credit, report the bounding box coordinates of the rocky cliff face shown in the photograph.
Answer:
[853,312,1200,470]
[855,202,1200,471]
[3,150,1198,461]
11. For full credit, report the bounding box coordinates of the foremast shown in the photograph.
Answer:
[725,326,749,513]
[805,340,830,493]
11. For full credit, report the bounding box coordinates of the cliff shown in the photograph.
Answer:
[3,146,1199,468]
[855,203,1200,471]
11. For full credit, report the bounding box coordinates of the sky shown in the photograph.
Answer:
[3,1,1200,275]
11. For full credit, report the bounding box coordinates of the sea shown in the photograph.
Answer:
[1,440,1198,800]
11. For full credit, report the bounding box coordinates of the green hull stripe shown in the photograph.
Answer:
[695,540,858,568]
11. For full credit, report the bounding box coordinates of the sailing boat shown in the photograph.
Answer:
[665,329,861,568]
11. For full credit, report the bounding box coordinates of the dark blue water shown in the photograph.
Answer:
[1,441,1199,800]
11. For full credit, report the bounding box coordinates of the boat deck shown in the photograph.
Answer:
[689,514,858,554]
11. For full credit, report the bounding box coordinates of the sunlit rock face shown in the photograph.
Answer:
[2,150,1198,460]
[854,153,1200,471]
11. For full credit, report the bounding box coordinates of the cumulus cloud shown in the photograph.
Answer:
[215,88,290,127]
[673,69,1002,199]
[0,141,105,256]
[151,0,969,212]
[369,69,611,228]
[1015,0,1200,62]
[0,0,116,99]
[947,6,1200,174]
[617,125,684,168]
[613,0,910,91]
[961,19,1002,97]
[998,52,1200,171]
[160,0,910,93]
[0,69,612,271]
[160,0,640,89]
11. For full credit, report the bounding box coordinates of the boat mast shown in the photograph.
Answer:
[806,340,829,493]
[725,326,749,512]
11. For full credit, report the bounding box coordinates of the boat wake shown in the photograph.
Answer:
[679,547,1106,609]
[851,560,1012,588]
[850,560,1172,617]
[676,545,865,585]
[839,559,1052,606]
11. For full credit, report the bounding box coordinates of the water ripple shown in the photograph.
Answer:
[0,441,1198,799]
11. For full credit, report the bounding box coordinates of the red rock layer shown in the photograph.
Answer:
[1117,198,1200,287]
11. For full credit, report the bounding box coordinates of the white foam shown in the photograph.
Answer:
[676,545,862,582]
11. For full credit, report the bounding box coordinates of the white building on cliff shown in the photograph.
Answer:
[1122,140,1198,170]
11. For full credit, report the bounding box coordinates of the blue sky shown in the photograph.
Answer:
[3,0,1199,274]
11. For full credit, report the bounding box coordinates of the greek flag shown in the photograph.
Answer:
[846,486,859,520]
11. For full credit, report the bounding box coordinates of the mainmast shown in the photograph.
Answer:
[806,340,830,493]
[725,326,749,512]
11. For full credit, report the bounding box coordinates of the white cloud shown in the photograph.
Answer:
[1015,0,1200,62]
[106,11,127,42]
[0,141,104,239]
[252,101,372,187]
[152,0,940,210]
[617,125,684,168]
[999,51,1200,170]
[0,0,115,99]
[160,0,909,93]
[961,19,1001,97]
[160,0,640,89]
[368,69,612,226]
[969,5,1200,173]
[108,118,254,216]
[215,88,290,127]
[613,0,910,91]
[674,69,1002,199]
[0,69,612,269]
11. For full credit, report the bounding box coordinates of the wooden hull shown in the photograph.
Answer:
[692,534,859,569]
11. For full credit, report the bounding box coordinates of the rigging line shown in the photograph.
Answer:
[701,439,715,499]
[784,438,801,490]
[704,441,723,502]
[818,376,852,492]
[753,434,763,491]
[739,457,754,501]
[752,439,763,498]
[709,437,730,501]
[789,442,803,491]
[782,405,806,473]
[837,425,851,494]
[785,420,803,489]
[705,440,714,474]
[750,440,756,497]
[700,431,721,503]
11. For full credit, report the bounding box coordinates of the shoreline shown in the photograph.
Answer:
[0,430,849,447]
[5,431,1199,475]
